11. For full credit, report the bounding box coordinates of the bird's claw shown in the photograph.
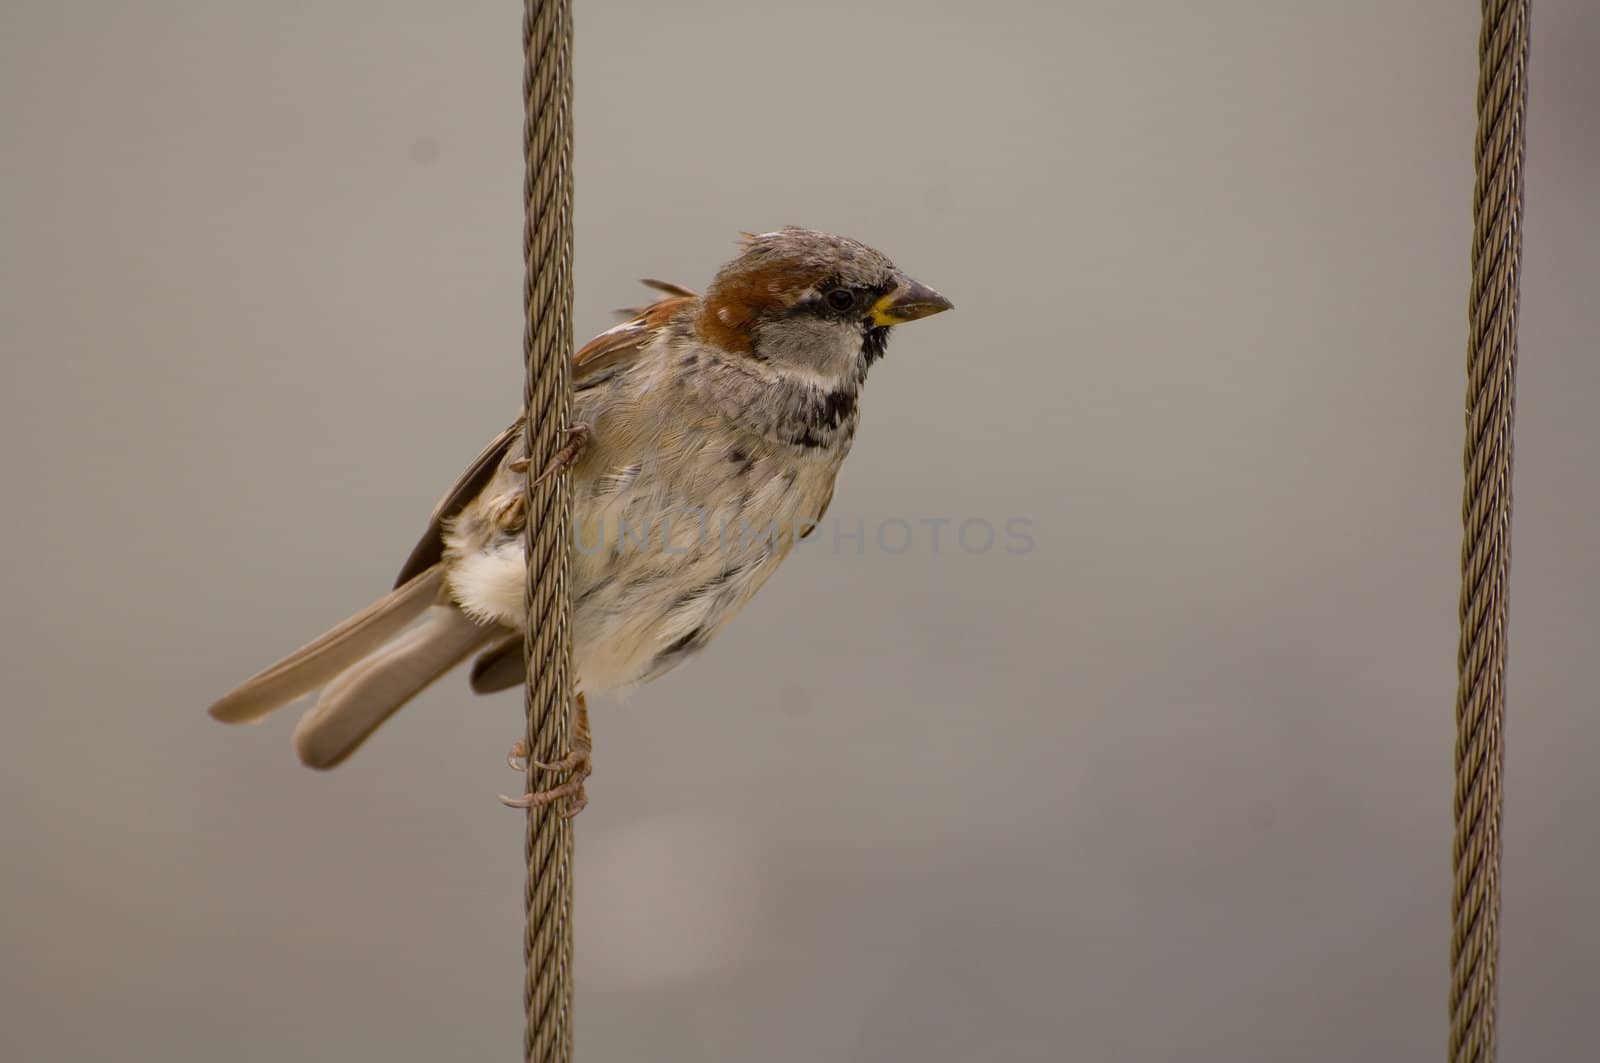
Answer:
[498,766,589,818]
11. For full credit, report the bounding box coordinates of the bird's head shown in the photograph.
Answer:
[696,228,952,381]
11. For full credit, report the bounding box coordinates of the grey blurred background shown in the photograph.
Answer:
[1,2,1594,1060]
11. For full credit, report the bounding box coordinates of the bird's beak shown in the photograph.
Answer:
[868,275,954,327]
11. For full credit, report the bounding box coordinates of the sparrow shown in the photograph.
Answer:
[208,227,952,810]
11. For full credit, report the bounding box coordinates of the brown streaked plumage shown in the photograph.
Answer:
[207,228,952,808]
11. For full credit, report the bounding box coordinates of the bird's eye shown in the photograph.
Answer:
[824,287,858,313]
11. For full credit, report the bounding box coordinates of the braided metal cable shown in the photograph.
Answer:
[520,0,575,1059]
[1452,3,1528,1061]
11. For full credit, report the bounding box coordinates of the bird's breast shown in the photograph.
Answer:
[567,422,840,692]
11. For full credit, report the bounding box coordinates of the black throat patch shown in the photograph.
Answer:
[860,326,891,370]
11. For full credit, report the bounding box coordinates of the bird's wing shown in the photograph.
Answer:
[392,419,523,588]
[572,288,696,381]
[393,286,697,589]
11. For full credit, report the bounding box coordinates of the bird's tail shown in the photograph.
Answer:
[291,605,495,768]
[208,564,499,768]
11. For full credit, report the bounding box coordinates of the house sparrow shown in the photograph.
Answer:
[208,227,952,810]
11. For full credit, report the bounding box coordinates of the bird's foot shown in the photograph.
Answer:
[499,694,592,817]
[509,423,592,485]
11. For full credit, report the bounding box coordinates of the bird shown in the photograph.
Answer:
[208,227,953,811]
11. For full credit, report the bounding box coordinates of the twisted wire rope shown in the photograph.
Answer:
[1452,3,1529,1061]
[520,0,576,1058]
